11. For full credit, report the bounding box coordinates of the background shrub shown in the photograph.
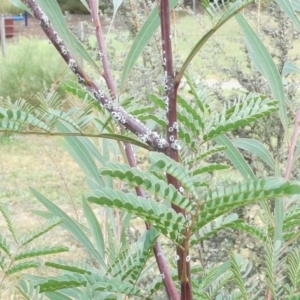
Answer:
[0,38,75,106]
[56,0,112,14]
[0,0,22,14]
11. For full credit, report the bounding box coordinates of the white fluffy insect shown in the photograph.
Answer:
[186,255,191,262]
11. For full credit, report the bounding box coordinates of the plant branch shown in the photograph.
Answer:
[22,0,168,151]
[160,1,192,299]
[89,0,116,97]
[88,2,179,298]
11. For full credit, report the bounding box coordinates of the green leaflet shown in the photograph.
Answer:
[204,96,278,141]
[287,248,300,288]
[36,273,145,296]
[196,178,300,230]
[276,0,300,31]
[9,0,31,13]
[88,188,186,243]
[45,261,92,275]
[30,188,107,271]
[215,134,255,180]
[282,61,300,77]
[21,217,65,246]
[0,204,17,243]
[15,246,69,261]
[149,152,198,198]
[235,13,288,132]
[0,235,11,257]
[82,198,105,258]
[6,261,40,275]
[100,162,192,211]
[232,138,275,169]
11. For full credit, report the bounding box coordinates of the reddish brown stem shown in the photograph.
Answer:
[89,0,116,97]
[160,1,192,299]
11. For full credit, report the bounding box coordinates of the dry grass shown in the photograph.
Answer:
[0,134,90,298]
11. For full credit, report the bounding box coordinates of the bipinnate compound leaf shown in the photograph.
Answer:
[0,204,17,242]
[6,261,40,275]
[196,178,300,230]
[230,254,251,300]
[0,108,50,133]
[107,227,159,284]
[100,162,192,211]
[87,188,186,242]
[204,96,278,141]
[45,261,92,275]
[287,248,300,288]
[36,273,145,296]
[0,235,11,257]
[15,246,69,261]
[21,217,65,246]
[149,152,198,198]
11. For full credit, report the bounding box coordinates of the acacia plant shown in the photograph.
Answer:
[3,0,300,299]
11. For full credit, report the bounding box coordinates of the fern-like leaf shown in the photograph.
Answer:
[229,253,251,300]
[203,95,278,141]
[149,152,198,198]
[191,214,243,245]
[15,246,69,261]
[0,203,17,243]
[0,234,11,257]
[0,108,50,132]
[196,178,300,230]
[287,248,300,288]
[100,162,192,211]
[6,261,40,275]
[87,188,186,242]
[35,273,146,297]
[0,252,6,270]
[191,163,229,176]
[21,217,64,246]
[187,145,227,165]
[45,260,92,275]
[107,227,159,284]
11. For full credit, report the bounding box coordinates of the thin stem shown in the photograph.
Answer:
[160,1,192,299]
[89,0,116,97]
